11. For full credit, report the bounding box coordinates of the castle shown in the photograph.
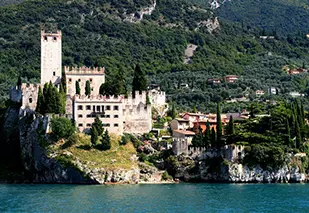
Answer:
[10,29,166,135]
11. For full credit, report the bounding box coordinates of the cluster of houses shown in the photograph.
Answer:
[170,111,249,156]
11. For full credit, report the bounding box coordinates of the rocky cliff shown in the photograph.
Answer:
[169,155,308,183]
[1,109,169,184]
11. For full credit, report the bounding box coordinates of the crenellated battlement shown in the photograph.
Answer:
[124,91,149,105]
[64,66,105,75]
[21,83,40,91]
[74,94,124,103]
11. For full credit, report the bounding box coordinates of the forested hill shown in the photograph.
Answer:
[215,0,309,36]
[1,0,309,111]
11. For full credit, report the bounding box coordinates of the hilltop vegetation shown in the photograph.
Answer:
[1,0,309,111]
[216,0,309,36]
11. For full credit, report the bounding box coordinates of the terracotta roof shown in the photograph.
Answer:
[173,130,196,136]
[175,118,190,122]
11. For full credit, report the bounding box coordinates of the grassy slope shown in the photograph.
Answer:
[52,133,137,170]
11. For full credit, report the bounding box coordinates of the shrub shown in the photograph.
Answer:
[162,171,172,180]
[50,117,75,141]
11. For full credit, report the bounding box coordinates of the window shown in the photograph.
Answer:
[44,36,47,41]
[86,123,91,127]
[86,114,91,118]
[53,71,56,76]
[53,37,57,41]
[114,106,119,111]
[114,124,119,127]
[78,114,83,118]
[78,105,83,110]
[86,105,91,110]
[101,106,104,111]
[29,98,33,103]
[69,78,72,83]
[105,115,110,118]
[78,79,81,82]
[96,106,100,112]
[114,115,119,118]
[103,123,110,127]
[100,114,104,118]
[93,106,95,112]
[90,78,93,83]
[106,106,111,110]
[78,123,83,127]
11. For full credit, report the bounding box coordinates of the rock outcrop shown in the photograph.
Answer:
[169,155,307,183]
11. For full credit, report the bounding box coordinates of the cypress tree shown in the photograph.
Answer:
[114,68,126,95]
[295,121,302,149]
[216,102,222,145]
[36,86,44,114]
[146,95,151,105]
[227,115,235,135]
[91,127,98,147]
[75,81,81,95]
[101,130,111,150]
[132,64,147,97]
[92,116,103,136]
[203,121,211,148]
[85,80,91,96]
[17,76,22,87]
[286,119,292,147]
[211,127,216,148]
[61,71,67,94]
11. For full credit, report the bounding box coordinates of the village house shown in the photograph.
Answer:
[255,90,265,97]
[207,78,221,84]
[225,75,238,83]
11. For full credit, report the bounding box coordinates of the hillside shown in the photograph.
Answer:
[1,0,309,111]
[216,0,309,35]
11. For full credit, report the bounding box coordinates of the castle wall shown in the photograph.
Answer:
[20,83,39,110]
[65,66,105,97]
[41,30,62,85]
[172,138,189,155]
[123,91,152,134]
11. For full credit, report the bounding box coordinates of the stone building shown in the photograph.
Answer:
[10,29,162,135]
[41,30,62,85]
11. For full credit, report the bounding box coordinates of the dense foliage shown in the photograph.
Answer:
[50,117,76,141]
[2,0,309,112]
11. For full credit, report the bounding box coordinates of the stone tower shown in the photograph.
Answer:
[40,29,62,85]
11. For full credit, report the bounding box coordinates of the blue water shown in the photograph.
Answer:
[1,183,309,212]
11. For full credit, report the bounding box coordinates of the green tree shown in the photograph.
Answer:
[60,71,66,94]
[101,130,111,150]
[216,102,223,145]
[75,81,81,95]
[36,86,44,114]
[91,126,98,146]
[146,95,151,105]
[295,121,302,149]
[211,127,216,148]
[203,121,211,147]
[227,115,235,135]
[92,116,103,136]
[132,64,147,97]
[85,80,91,96]
[51,117,75,141]
[168,103,177,119]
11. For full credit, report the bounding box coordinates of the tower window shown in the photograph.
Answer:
[90,78,93,83]
[53,37,57,41]
[44,36,47,41]
[68,78,72,83]
[53,71,56,76]
[29,98,33,103]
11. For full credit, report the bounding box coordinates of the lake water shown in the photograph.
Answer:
[1,183,309,212]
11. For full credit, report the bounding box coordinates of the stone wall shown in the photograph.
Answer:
[65,66,105,97]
